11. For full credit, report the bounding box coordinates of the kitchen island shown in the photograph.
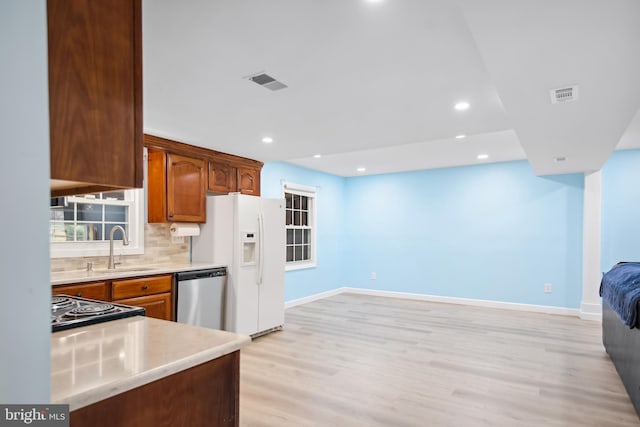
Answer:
[51,316,251,426]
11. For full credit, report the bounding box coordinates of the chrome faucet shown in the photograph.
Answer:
[108,225,129,269]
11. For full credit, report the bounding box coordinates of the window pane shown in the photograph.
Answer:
[65,224,87,241]
[105,205,127,222]
[283,186,313,266]
[85,223,101,241]
[50,222,69,241]
[105,223,128,240]
[77,203,102,222]
[63,204,75,221]
[75,224,91,241]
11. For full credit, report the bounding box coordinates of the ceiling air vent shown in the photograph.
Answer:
[550,85,579,104]
[247,72,288,91]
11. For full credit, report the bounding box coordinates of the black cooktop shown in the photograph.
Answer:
[51,295,145,332]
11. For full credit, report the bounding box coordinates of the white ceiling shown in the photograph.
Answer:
[142,0,640,177]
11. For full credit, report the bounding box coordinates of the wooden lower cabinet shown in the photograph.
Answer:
[52,274,174,321]
[114,293,172,321]
[52,281,109,300]
[70,351,240,427]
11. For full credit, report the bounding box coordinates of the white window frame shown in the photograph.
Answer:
[50,189,145,259]
[283,181,317,271]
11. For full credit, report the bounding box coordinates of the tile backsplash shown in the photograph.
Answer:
[50,223,190,272]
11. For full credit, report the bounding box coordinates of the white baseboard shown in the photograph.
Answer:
[579,302,602,321]
[284,288,344,309]
[286,287,585,318]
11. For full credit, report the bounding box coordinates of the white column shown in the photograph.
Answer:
[580,170,602,321]
[0,0,51,403]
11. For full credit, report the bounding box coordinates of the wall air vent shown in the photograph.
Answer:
[550,85,579,104]
[247,72,288,91]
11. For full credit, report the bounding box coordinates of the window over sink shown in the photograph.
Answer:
[50,189,144,258]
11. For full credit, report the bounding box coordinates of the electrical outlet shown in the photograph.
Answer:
[370,272,377,280]
[544,283,552,293]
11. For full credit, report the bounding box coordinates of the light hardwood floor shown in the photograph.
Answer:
[239,293,640,427]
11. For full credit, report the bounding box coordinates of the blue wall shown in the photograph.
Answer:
[264,159,586,307]
[344,161,584,308]
[601,149,640,270]
[261,162,347,301]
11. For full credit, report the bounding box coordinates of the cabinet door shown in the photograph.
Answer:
[237,167,261,196]
[167,153,207,222]
[208,161,236,194]
[111,275,172,300]
[146,149,168,223]
[115,293,173,321]
[48,0,143,195]
[52,282,109,301]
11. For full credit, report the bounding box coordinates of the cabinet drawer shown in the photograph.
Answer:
[114,293,173,321]
[112,275,172,300]
[52,282,109,301]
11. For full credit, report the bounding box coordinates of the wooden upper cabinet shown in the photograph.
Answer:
[167,153,207,222]
[237,167,261,196]
[48,0,143,196]
[145,134,263,215]
[208,162,261,196]
[208,161,236,194]
[147,148,206,223]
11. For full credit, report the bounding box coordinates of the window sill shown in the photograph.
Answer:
[285,261,316,272]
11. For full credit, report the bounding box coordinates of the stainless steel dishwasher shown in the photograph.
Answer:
[175,267,227,330]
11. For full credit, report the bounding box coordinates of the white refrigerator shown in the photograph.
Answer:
[192,193,285,336]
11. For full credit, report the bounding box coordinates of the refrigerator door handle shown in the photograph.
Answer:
[258,213,265,285]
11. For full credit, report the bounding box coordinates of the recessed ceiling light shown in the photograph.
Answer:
[261,137,273,144]
[455,134,466,139]
[313,154,322,159]
[477,154,489,160]
[454,101,470,111]
[356,167,366,173]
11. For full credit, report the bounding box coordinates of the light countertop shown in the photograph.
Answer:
[51,262,225,285]
[51,316,251,411]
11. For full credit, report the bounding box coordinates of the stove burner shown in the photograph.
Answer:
[52,296,74,310]
[64,303,117,318]
[51,295,145,332]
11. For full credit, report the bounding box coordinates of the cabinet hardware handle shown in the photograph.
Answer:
[76,292,82,297]
[168,213,174,218]
[142,285,148,290]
